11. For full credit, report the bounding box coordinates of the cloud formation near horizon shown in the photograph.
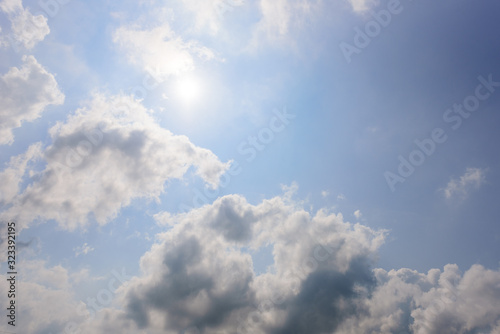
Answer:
[5,189,499,334]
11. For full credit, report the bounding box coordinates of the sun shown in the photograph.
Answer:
[175,76,202,104]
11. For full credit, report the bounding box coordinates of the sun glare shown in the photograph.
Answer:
[175,76,202,103]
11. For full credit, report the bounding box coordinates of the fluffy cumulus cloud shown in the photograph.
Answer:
[113,22,215,81]
[69,189,385,333]
[0,0,50,49]
[0,260,88,334]
[335,264,500,333]
[409,264,500,333]
[5,189,500,333]
[0,93,231,230]
[0,55,64,145]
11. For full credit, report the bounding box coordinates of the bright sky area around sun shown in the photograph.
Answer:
[1,0,500,333]
[176,76,203,102]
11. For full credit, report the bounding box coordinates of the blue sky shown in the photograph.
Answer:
[1,0,500,333]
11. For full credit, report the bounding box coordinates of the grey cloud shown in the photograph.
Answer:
[11,190,500,334]
[209,195,257,242]
[123,232,255,332]
[79,191,386,333]
[271,257,376,334]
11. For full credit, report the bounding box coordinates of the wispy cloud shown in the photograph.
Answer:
[442,167,486,200]
[113,23,215,81]
[247,0,321,50]
[348,0,377,13]
[73,243,94,257]
[181,0,245,34]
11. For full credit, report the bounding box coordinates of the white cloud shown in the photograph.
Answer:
[113,23,215,81]
[410,264,500,333]
[336,264,500,333]
[0,93,231,230]
[181,0,245,34]
[321,190,329,198]
[70,267,106,285]
[442,167,486,200]
[348,0,377,13]
[249,0,291,49]
[0,0,50,49]
[0,55,64,145]
[337,193,346,200]
[354,209,362,219]
[248,0,321,50]
[0,142,42,203]
[0,260,87,334]
[153,211,177,227]
[21,259,71,290]
[74,242,95,257]
[256,0,291,38]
